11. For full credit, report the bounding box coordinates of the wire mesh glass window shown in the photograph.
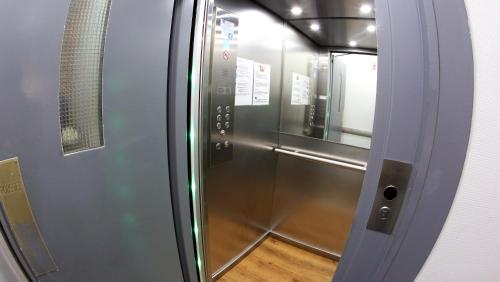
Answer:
[59,0,111,154]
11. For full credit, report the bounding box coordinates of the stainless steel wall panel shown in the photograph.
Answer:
[279,133,369,163]
[328,54,347,143]
[205,165,250,275]
[314,51,331,139]
[207,9,239,166]
[271,154,364,256]
[202,0,369,275]
[279,25,320,136]
[204,0,284,275]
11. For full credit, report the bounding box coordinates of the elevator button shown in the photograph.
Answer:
[225,106,231,112]
[217,106,222,113]
[383,185,398,201]
[366,160,412,234]
[215,143,221,150]
[224,140,230,148]
[225,122,230,129]
[216,122,222,130]
[378,206,391,221]
[220,130,226,136]
[225,114,230,120]
[216,114,222,121]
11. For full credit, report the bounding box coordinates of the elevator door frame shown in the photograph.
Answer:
[174,0,474,281]
[333,0,473,280]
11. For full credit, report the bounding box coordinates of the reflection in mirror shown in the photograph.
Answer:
[279,47,377,150]
[326,53,377,148]
[279,24,320,138]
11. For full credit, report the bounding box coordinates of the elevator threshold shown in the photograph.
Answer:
[217,237,338,282]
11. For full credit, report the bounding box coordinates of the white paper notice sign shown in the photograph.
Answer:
[221,19,235,41]
[252,62,271,105]
[235,57,254,106]
[291,72,311,105]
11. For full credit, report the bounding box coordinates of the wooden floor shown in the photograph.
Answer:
[217,237,338,282]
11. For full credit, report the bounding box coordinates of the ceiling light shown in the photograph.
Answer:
[310,23,320,31]
[360,4,372,14]
[349,41,357,47]
[367,24,376,32]
[291,6,303,16]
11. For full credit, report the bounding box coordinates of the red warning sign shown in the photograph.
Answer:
[223,50,230,61]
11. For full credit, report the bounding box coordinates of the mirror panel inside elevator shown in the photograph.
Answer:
[195,0,377,280]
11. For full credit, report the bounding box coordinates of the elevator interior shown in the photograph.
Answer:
[194,0,378,280]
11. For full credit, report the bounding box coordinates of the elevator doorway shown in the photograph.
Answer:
[184,0,474,280]
[191,0,379,280]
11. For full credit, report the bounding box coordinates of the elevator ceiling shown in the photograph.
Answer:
[253,0,377,49]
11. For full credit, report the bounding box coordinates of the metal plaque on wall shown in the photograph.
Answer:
[0,157,57,277]
[208,8,239,166]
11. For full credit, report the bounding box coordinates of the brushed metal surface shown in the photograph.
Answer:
[274,148,366,172]
[271,153,364,255]
[202,0,374,276]
[208,9,239,166]
[0,158,57,278]
[278,133,369,164]
[327,53,347,143]
[279,24,319,137]
[313,51,330,139]
[367,159,412,234]
[203,0,283,275]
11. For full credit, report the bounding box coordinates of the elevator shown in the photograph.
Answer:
[191,0,379,280]
[0,0,474,280]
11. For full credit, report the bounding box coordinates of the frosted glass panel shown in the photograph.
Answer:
[59,0,111,154]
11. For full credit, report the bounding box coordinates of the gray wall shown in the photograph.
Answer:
[416,0,500,279]
[0,0,183,281]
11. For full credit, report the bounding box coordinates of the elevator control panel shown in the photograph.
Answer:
[367,159,412,234]
[209,8,239,166]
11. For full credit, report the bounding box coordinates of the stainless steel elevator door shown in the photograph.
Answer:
[0,1,183,281]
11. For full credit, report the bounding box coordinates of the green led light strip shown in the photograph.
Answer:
[189,12,207,280]
[188,1,216,280]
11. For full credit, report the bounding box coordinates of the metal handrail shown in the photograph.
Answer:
[274,148,367,172]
